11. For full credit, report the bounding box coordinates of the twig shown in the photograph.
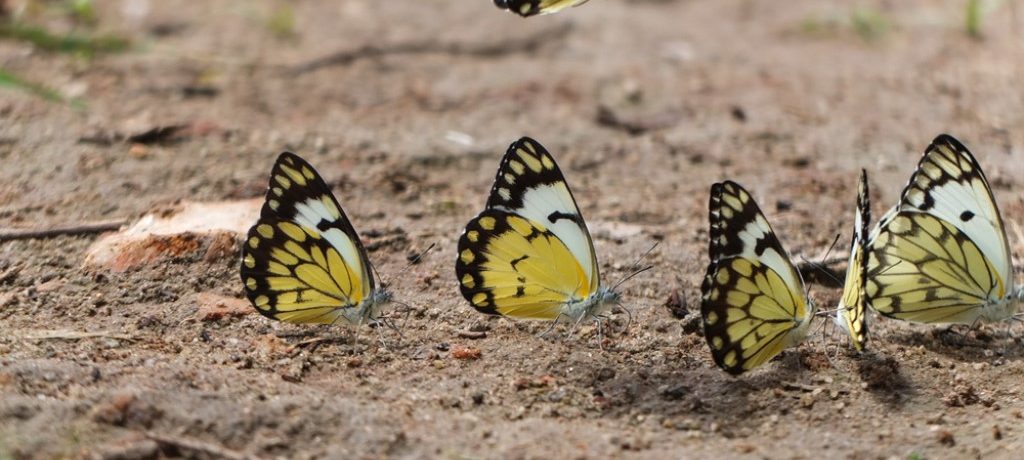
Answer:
[456,329,487,339]
[282,335,352,355]
[780,381,819,392]
[0,219,125,243]
[595,105,683,135]
[145,432,257,460]
[24,330,135,341]
[290,24,573,74]
[0,264,21,284]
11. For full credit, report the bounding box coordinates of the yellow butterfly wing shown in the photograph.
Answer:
[458,210,592,319]
[700,181,813,375]
[494,0,590,17]
[456,137,612,321]
[867,212,1007,324]
[240,152,379,325]
[866,134,1019,324]
[836,169,870,350]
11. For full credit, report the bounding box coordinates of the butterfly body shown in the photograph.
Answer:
[456,137,621,324]
[561,287,620,323]
[241,152,391,326]
[866,134,1021,325]
[337,290,394,326]
[701,181,815,375]
[835,169,871,350]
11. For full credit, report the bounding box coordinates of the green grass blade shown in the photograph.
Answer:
[0,21,129,55]
[0,68,77,106]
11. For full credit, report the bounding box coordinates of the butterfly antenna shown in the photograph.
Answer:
[380,243,437,289]
[814,306,845,318]
[400,243,436,276]
[821,233,842,261]
[610,264,651,288]
[610,242,659,288]
[868,258,904,280]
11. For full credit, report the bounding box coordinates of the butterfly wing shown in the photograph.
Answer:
[898,135,1013,286]
[700,181,812,375]
[836,169,870,350]
[457,210,594,319]
[240,152,375,324]
[494,0,589,17]
[867,212,1006,324]
[866,135,1015,324]
[456,137,598,319]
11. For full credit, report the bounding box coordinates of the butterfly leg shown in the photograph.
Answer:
[1011,315,1024,345]
[381,316,405,347]
[348,315,372,353]
[537,314,567,339]
[615,303,635,335]
[377,326,390,351]
[566,311,589,340]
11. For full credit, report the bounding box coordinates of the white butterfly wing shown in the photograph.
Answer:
[897,134,1013,292]
[485,137,599,292]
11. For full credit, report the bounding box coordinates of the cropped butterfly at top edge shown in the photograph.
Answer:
[835,169,871,351]
[700,181,815,375]
[493,0,590,17]
[240,152,392,326]
[455,136,620,324]
[865,134,1022,325]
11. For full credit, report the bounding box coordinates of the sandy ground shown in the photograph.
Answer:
[3,0,1024,458]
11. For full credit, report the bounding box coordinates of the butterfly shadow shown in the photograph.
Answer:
[883,324,1024,363]
[848,350,916,408]
[583,349,848,434]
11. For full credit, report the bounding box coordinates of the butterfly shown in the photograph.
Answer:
[865,134,1023,324]
[493,0,590,17]
[455,136,621,327]
[240,152,392,326]
[835,169,871,350]
[700,181,815,374]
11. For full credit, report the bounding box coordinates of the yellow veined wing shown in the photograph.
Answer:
[836,169,871,350]
[494,0,590,17]
[240,152,391,325]
[700,181,815,375]
[455,137,619,322]
[865,134,1022,324]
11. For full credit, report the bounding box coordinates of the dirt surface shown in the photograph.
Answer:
[3,0,1024,458]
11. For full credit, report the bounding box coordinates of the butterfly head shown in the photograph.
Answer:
[978,289,1024,323]
[560,287,620,323]
[335,288,395,326]
[785,298,816,346]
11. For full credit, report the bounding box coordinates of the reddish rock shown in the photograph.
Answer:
[195,293,252,321]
